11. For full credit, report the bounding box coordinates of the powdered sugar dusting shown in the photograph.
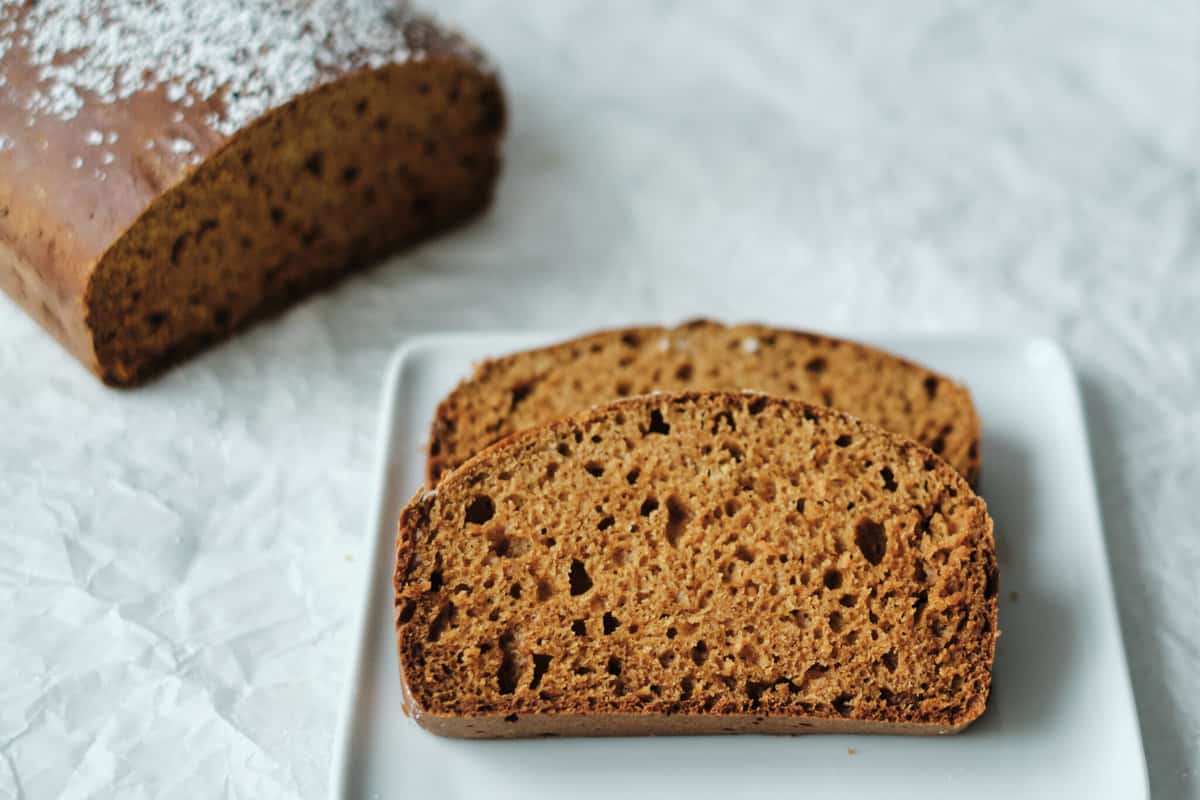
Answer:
[3,0,430,137]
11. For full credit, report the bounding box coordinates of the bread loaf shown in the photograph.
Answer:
[396,392,998,738]
[428,322,981,483]
[0,1,504,385]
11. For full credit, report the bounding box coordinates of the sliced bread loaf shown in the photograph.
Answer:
[426,322,980,484]
[0,2,503,385]
[396,392,998,738]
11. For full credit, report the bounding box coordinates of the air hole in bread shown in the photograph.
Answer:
[855,519,886,565]
[640,497,659,516]
[597,515,615,531]
[616,381,632,396]
[621,332,640,348]
[626,467,640,485]
[828,611,844,633]
[489,531,511,557]
[747,396,767,415]
[465,495,494,525]
[795,498,806,514]
[882,651,898,672]
[833,694,853,717]
[428,601,456,642]
[509,583,521,599]
[602,611,620,635]
[805,357,827,374]
[571,619,587,636]
[511,382,534,410]
[606,656,623,676]
[923,376,939,399]
[584,461,605,477]
[665,495,691,546]
[691,640,709,666]
[839,593,857,608]
[530,654,552,690]
[429,570,444,592]
[647,409,670,435]
[722,442,743,462]
[397,599,416,624]
[835,434,852,447]
[734,545,755,563]
[568,559,593,595]
[304,151,325,178]
[824,569,843,590]
[497,632,520,694]
[711,411,736,434]
[913,590,929,623]
[880,466,898,492]
[676,363,693,380]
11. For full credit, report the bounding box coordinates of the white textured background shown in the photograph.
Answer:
[1,1,1197,797]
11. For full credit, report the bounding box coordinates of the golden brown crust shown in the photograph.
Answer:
[426,322,982,485]
[397,391,998,738]
[0,6,504,385]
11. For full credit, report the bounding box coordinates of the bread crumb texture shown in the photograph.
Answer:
[397,392,998,737]
[427,322,980,484]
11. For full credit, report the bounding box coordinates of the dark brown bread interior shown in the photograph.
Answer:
[427,322,981,484]
[397,392,998,738]
[87,59,503,385]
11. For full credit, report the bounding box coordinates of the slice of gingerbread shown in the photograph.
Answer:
[427,322,980,483]
[397,391,998,738]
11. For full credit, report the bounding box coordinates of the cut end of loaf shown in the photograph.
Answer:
[84,58,504,386]
[426,322,981,485]
[397,392,998,738]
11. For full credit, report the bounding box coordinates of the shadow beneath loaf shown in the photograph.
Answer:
[967,430,1078,735]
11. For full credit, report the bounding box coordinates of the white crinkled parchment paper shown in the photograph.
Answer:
[1,1,1196,797]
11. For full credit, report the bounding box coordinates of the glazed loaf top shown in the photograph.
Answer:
[0,0,486,358]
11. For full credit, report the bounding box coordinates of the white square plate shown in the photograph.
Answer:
[330,332,1147,799]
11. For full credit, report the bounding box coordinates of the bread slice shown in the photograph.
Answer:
[426,322,980,485]
[396,392,998,738]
